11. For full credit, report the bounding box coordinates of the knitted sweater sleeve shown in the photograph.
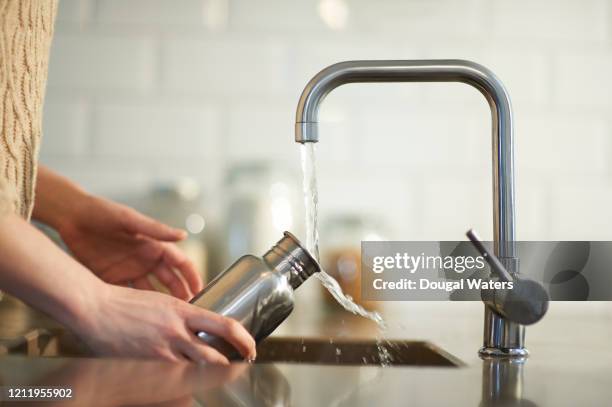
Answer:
[0,0,57,219]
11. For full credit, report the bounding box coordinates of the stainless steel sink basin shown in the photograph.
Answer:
[6,332,462,367]
[0,300,461,367]
[3,330,462,367]
[255,337,462,367]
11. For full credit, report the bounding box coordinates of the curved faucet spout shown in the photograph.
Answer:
[294,59,524,357]
[295,60,510,143]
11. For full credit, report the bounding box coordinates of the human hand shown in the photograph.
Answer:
[0,196,251,364]
[34,354,247,406]
[73,283,256,363]
[56,194,202,300]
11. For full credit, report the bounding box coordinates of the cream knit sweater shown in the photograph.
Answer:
[0,0,57,219]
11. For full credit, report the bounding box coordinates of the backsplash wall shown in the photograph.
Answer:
[42,0,612,242]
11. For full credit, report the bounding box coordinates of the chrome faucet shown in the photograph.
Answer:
[294,60,526,357]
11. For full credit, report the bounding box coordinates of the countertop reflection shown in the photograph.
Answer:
[1,297,612,405]
[0,353,610,406]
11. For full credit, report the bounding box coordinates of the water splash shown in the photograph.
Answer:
[376,338,393,367]
[316,267,386,328]
[300,143,386,330]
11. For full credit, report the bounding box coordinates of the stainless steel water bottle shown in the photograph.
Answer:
[190,231,320,359]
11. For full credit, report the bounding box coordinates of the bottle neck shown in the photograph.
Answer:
[263,232,320,289]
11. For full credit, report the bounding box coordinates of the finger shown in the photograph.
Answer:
[133,275,156,291]
[177,340,229,365]
[154,262,191,300]
[186,310,256,360]
[162,243,203,294]
[100,256,155,285]
[122,208,187,242]
[153,348,184,362]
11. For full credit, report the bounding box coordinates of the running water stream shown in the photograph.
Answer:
[300,143,386,330]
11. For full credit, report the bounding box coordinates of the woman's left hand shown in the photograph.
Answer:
[56,194,203,300]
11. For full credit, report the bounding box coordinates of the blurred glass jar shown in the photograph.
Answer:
[218,163,302,276]
[320,214,386,311]
[141,178,208,283]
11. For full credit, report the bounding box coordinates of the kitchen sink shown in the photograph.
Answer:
[255,337,463,367]
[2,326,463,367]
[5,332,462,367]
[0,300,462,367]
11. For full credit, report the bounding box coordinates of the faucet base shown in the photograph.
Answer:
[478,346,529,359]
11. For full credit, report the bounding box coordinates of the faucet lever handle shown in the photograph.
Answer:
[466,229,549,325]
[466,229,514,282]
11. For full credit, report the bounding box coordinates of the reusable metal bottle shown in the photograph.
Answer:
[190,231,320,359]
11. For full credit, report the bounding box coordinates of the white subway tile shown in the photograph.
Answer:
[357,109,478,169]
[555,52,612,108]
[202,0,230,31]
[229,0,326,32]
[97,0,229,29]
[41,100,89,157]
[226,101,296,163]
[491,0,608,42]
[146,158,225,193]
[515,115,608,174]
[422,179,492,241]
[45,0,612,250]
[48,34,156,91]
[161,37,290,95]
[317,169,418,240]
[315,109,356,164]
[93,102,221,158]
[350,0,486,37]
[550,183,612,240]
[463,113,492,170]
[39,157,151,196]
[56,0,92,25]
[515,182,551,240]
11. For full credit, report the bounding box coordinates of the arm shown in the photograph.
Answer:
[0,213,255,362]
[0,213,98,331]
[32,166,89,233]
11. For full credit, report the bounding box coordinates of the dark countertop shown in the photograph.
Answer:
[0,350,609,406]
[1,295,612,406]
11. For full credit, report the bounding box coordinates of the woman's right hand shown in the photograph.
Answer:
[72,283,256,364]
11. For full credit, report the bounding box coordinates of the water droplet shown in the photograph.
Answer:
[376,338,393,367]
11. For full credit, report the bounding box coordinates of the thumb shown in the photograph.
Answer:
[122,209,187,241]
